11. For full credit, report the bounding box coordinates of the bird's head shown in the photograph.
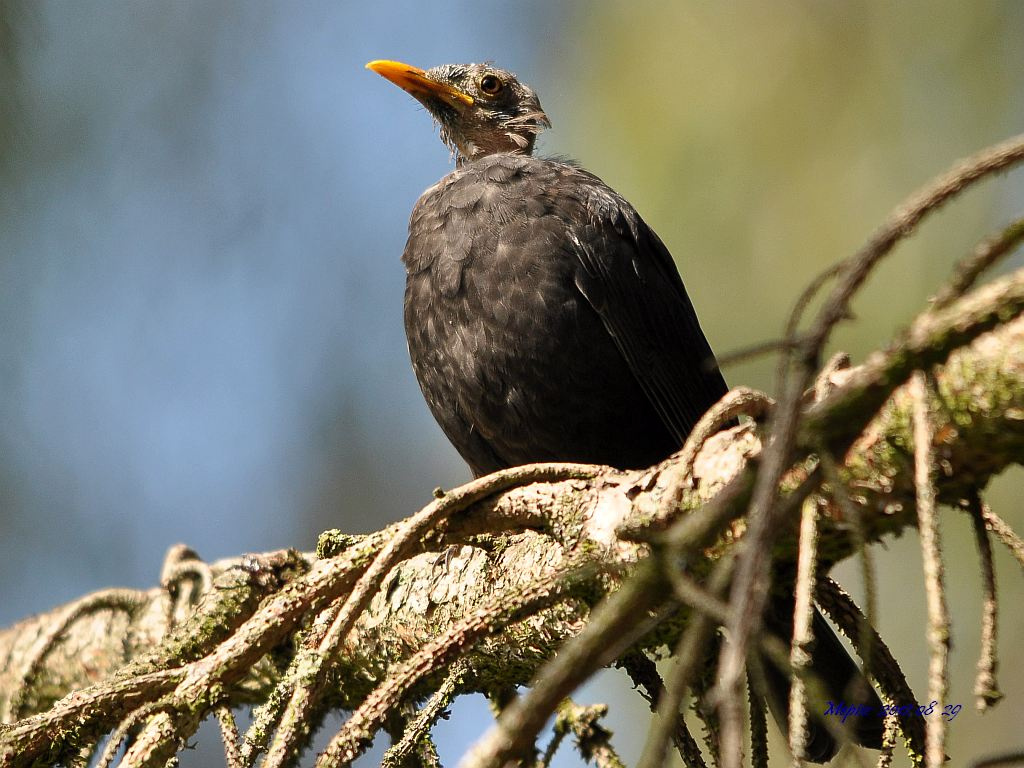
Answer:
[366,60,550,164]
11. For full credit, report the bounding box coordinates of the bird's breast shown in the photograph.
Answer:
[402,159,592,386]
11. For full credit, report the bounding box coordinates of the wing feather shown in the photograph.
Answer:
[565,171,728,443]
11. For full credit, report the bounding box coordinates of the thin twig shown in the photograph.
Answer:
[636,556,734,768]
[932,215,1024,310]
[715,462,826,768]
[320,557,602,767]
[383,704,442,768]
[692,641,723,767]
[118,709,181,766]
[538,714,570,768]
[788,497,821,766]
[715,337,801,369]
[159,544,214,630]
[676,386,774,482]
[803,268,1024,451]
[381,662,464,768]
[967,494,1003,710]
[807,132,1024,355]
[619,653,707,768]
[460,560,671,768]
[3,666,183,764]
[876,712,899,768]
[979,505,1024,571]
[669,574,724,763]
[659,557,872,768]
[619,387,773,544]
[970,752,1024,768]
[719,131,1024,768]
[816,579,926,760]
[3,588,146,722]
[817,447,878,673]
[812,351,850,402]
[239,662,297,765]
[784,263,845,345]
[240,605,340,765]
[265,462,600,767]
[748,670,769,768]
[95,704,171,768]
[911,371,949,768]
[94,703,165,768]
[554,700,626,768]
[216,706,244,768]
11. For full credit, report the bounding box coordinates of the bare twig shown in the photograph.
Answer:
[619,653,707,768]
[216,706,244,768]
[554,700,626,768]
[719,133,1024,761]
[748,671,769,768]
[4,668,183,763]
[970,752,1024,768]
[118,709,182,767]
[94,704,163,768]
[716,337,801,369]
[816,579,926,761]
[788,497,821,766]
[636,557,733,768]
[461,560,670,768]
[538,713,570,767]
[2,589,147,723]
[817,450,879,698]
[979,505,1024,572]
[321,557,602,767]
[239,659,298,766]
[265,462,601,767]
[159,545,214,632]
[380,662,464,768]
[813,350,850,396]
[803,267,1024,451]
[877,712,899,768]
[784,263,845,345]
[911,372,949,768]
[806,132,1024,354]
[239,602,342,766]
[967,494,1003,710]
[694,634,725,766]
[619,386,773,545]
[932,215,1024,310]
[676,386,774,483]
[656,557,872,768]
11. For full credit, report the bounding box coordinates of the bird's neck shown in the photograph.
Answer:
[453,137,537,167]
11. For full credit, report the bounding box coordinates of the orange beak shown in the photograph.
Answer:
[365,59,474,109]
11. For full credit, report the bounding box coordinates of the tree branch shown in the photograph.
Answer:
[1,269,1022,767]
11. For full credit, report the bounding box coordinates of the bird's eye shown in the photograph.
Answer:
[479,74,504,95]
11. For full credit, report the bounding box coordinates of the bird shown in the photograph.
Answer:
[367,58,882,762]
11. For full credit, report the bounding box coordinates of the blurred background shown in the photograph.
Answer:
[2,1,1023,765]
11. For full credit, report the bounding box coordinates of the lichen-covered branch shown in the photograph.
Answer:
[0,270,1022,766]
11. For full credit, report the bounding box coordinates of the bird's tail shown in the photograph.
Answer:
[761,599,883,763]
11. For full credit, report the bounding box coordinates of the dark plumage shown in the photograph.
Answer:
[366,60,725,475]
[368,59,881,761]
[403,152,725,475]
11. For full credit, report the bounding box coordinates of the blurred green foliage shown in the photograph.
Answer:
[547,0,1023,387]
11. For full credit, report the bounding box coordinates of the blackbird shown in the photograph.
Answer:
[367,59,882,761]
